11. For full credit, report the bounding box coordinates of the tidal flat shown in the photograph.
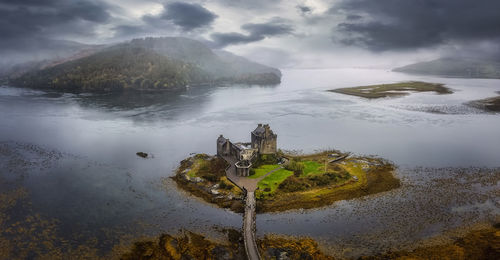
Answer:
[467,91,500,112]
[1,68,500,259]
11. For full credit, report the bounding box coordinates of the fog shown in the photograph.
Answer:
[1,0,499,70]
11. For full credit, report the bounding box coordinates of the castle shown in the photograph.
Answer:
[217,124,277,176]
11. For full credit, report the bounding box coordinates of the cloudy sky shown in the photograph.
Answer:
[1,0,500,68]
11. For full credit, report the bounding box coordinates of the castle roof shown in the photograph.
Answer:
[252,126,265,135]
[252,124,274,137]
[217,134,227,144]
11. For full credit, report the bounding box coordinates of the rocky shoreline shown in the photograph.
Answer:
[118,224,500,259]
[172,152,400,213]
[171,154,245,213]
[467,93,500,112]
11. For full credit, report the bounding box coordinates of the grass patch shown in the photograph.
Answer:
[249,164,281,179]
[256,152,400,213]
[186,159,204,178]
[329,81,452,99]
[301,161,323,176]
[256,168,293,196]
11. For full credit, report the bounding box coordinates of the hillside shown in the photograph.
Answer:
[10,45,208,92]
[393,58,500,79]
[0,40,103,79]
[129,37,281,84]
[8,37,282,92]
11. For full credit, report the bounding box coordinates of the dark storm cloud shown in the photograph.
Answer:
[297,5,312,15]
[334,0,500,51]
[0,0,111,51]
[214,0,282,10]
[113,25,147,38]
[160,2,217,31]
[136,2,217,33]
[345,14,362,21]
[211,19,293,48]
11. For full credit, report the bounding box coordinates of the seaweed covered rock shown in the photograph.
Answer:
[120,230,246,260]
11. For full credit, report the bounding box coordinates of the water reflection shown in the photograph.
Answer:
[0,68,499,258]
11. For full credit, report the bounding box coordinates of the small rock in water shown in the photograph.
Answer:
[136,152,148,158]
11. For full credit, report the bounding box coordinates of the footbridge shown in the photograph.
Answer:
[222,155,261,260]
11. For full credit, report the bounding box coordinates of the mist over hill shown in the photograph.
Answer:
[7,37,281,92]
[393,58,500,79]
[0,39,104,79]
[128,37,281,82]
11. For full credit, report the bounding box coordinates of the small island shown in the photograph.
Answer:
[172,124,400,213]
[329,81,453,99]
[172,124,400,259]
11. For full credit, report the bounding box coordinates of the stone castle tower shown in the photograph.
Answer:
[251,124,277,154]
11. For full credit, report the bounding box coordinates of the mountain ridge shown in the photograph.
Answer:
[393,58,500,79]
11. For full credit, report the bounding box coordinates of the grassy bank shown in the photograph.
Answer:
[255,151,400,213]
[329,81,452,99]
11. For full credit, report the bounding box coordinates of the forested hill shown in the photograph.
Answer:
[128,37,281,83]
[9,37,282,92]
[10,46,208,92]
[393,58,500,79]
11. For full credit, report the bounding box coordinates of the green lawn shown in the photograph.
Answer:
[301,161,323,176]
[249,164,281,179]
[257,168,293,194]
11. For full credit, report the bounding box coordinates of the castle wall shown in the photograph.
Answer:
[251,128,277,155]
[260,135,277,154]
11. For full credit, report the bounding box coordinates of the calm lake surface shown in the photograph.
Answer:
[1,68,499,257]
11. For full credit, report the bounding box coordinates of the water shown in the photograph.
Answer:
[1,68,499,257]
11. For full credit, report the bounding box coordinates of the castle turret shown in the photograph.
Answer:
[251,123,277,154]
[217,135,228,156]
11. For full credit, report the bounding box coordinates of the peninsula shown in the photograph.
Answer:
[393,58,500,79]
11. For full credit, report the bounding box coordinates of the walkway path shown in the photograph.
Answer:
[221,155,262,260]
[243,191,260,260]
[221,154,343,260]
[329,153,350,163]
